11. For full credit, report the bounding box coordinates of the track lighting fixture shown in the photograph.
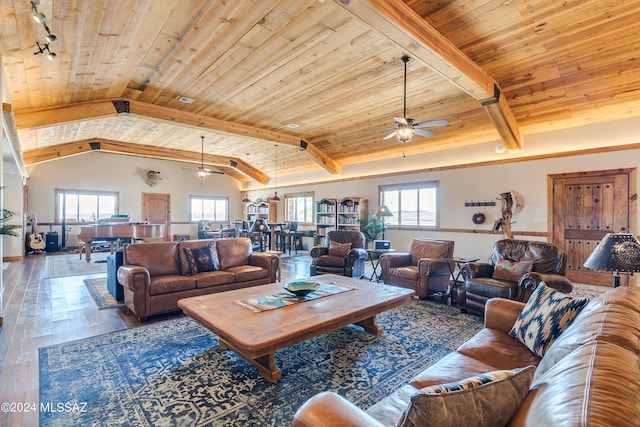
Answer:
[33,41,56,60]
[31,1,58,60]
[31,1,45,23]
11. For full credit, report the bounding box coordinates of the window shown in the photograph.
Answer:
[55,189,118,223]
[284,192,313,224]
[190,196,228,222]
[379,181,439,228]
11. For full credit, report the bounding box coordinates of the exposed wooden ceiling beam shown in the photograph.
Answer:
[13,99,342,174]
[335,0,523,151]
[22,138,270,185]
[128,100,342,175]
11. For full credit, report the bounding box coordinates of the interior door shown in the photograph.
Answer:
[549,168,636,287]
[142,192,170,241]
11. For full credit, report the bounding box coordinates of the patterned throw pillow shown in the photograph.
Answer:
[183,244,216,274]
[397,366,536,427]
[492,258,533,281]
[328,241,352,257]
[509,284,589,357]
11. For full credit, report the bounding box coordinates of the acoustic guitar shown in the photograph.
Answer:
[26,214,46,252]
[27,232,46,251]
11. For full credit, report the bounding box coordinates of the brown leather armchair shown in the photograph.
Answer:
[310,230,367,278]
[380,238,454,299]
[460,239,573,315]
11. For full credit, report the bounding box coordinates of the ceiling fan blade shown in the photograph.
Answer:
[414,119,448,128]
[414,128,435,138]
[383,131,397,140]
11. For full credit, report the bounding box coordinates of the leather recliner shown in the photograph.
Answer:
[460,239,573,314]
[310,230,367,278]
[380,238,455,299]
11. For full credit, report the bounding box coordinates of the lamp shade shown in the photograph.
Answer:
[249,219,270,234]
[375,205,393,217]
[583,233,640,273]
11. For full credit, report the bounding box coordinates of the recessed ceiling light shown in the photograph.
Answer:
[179,96,194,104]
[286,123,298,129]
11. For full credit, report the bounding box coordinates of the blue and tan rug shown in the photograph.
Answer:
[39,299,483,426]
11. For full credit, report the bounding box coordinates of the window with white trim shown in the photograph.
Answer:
[284,192,314,224]
[55,189,118,223]
[379,181,439,227]
[190,196,229,222]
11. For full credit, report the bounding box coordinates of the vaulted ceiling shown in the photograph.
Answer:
[2,0,639,184]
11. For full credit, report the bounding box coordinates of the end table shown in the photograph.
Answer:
[444,257,479,305]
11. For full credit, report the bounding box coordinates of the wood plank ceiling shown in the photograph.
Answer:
[2,0,639,184]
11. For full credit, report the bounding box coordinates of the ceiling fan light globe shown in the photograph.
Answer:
[396,126,414,144]
[197,170,207,179]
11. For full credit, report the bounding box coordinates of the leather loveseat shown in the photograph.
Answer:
[293,285,640,426]
[117,237,279,322]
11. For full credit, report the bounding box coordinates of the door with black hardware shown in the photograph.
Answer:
[549,168,636,287]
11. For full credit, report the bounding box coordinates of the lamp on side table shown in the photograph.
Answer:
[583,233,640,287]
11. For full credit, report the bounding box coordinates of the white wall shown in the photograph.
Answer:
[26,152,243,245]
[257,149,640,261]
[23,131,639,263]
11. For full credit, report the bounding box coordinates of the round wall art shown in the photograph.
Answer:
[472,212,486,224]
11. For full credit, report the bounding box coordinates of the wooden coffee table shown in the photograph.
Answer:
[178,274,414,382]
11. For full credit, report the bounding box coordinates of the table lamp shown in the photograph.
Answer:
[583,233,640,287]
[375,205,393,240]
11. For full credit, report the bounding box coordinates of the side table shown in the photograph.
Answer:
[367,249,395,282]
[444,257,479,305]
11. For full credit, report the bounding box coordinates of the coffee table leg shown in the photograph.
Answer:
[354,315,383,336]
[219,337,282,382]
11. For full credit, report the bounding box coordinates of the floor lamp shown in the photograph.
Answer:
[375,205,393,240]
[583,233,640,287]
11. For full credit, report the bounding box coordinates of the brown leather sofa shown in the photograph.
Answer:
[310,230,367,278]
[293,285,640,426]
[460,239,572,314]
[379,238,454,299]
[117,237,279,322]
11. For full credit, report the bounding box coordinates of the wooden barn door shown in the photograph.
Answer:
[549,168,636,287]
[142,193,170,241]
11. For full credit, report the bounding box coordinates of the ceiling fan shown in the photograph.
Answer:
[195,136,223,179]
[383,55,448,144]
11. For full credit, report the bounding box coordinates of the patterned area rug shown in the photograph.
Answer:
[44,252,110,278]
[83,278,123,309]
[39,299,483,426]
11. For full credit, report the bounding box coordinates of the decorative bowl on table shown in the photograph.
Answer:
[283,281,320,297]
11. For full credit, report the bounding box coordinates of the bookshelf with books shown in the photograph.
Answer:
[337,197,367,231]
[315,198,336,245]
[245,202,276,222]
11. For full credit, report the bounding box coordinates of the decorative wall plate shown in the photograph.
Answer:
[472,212,486,224]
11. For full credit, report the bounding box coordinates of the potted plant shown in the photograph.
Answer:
[360,215,382,247]
[0,187,18,237]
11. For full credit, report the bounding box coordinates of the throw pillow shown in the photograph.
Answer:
[183,244,216,274]
[492,258,533,281]
[397,365,536,427]
[328,241,352,257]
[509,283,589,357]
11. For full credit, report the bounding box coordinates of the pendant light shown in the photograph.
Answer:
[270,145,281,202]
[242,153,252,203]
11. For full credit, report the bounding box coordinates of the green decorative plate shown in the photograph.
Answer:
[283,281,320,296]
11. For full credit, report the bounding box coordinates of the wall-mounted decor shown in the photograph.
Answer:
[492,190,525,239]
[464,200,496,207]
[145,170,162,187]
[472,212,486,224]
